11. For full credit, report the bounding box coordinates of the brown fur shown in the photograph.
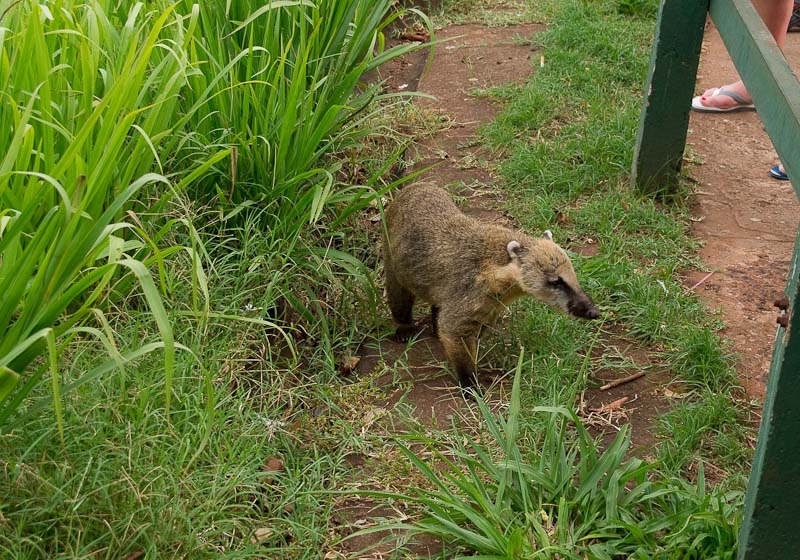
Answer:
[383,184,599,389]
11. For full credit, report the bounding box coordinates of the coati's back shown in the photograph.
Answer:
[384,183,485,302]
[383,183,598,318]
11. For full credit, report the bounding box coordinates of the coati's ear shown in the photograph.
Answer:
[507,240,522,259]
[543,230,553,241]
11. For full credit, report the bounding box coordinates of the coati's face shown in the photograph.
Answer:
[507,231,600,320]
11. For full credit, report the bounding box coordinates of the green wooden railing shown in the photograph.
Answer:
[634,0,800,557]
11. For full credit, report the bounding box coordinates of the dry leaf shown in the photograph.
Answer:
[362,407,387,428]
[251,527,274,544]
[265,457,284,472]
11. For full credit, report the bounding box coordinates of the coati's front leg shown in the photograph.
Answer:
[437,313,480,390]
[385,266,417,342]
[430,305,440,337]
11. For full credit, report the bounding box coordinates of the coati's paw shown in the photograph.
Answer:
[456,371,481,396]
[458,382,482,401]
[394,325,418,342]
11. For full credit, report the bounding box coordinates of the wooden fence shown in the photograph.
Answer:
[633,0,800,557]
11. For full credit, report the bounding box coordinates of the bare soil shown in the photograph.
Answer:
[686,20,800,400]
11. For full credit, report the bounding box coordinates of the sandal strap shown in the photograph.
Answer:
[717,88,752,105]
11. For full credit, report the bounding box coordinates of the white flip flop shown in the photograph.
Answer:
[691,87,755,113]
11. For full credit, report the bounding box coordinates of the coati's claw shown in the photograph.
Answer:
[394,325,417,342]
[460,384,479,401]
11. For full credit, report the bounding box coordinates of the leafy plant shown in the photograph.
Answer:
[352,356,742,558]
[0,1,222,432]
[0,0,429,431]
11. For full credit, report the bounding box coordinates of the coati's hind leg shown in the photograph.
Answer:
[385,267,416,342]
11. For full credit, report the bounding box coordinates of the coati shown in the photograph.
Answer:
[383,183,600,390]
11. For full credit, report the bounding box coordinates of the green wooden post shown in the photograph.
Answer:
[632,0,708,195]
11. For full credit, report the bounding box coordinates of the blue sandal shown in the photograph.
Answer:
[769,164,789,180]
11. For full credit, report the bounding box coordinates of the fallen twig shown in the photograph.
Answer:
[590,396,629,414]
[685,271,714,293]
[599,371,645,391]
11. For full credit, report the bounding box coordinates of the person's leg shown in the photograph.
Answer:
[756,0,794,48]
[693,0,793,110]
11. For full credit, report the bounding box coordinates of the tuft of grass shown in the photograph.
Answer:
[658,391,752,476]
[353,360,743,559]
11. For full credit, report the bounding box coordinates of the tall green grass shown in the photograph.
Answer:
[354,359,742,559]
[0,1,220,432]
[0,0,428,430]
[172,0,428,214]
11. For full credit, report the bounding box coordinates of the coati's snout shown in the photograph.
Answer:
[511,234,599,321]
[568,295,600,320]
[538,274,600,320]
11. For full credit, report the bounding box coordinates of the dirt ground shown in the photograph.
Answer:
[687,20,800,400]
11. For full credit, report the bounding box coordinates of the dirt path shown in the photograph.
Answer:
[687,21,800,400]
[367,19,800,410]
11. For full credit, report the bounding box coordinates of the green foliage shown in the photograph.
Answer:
[658,392,751,475]
[0,0,426,429]
[0,0,428,554]
[0,0,216,430]
[355,362,742,558]
[172,0,428,212]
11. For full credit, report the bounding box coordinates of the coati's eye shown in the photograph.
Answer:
[547,276,565,287]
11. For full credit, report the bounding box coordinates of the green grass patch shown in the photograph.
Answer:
[0,0,755,557]
[354,363,742,559]
[480,0,749,473]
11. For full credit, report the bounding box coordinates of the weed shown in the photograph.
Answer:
[353,360,743,558]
